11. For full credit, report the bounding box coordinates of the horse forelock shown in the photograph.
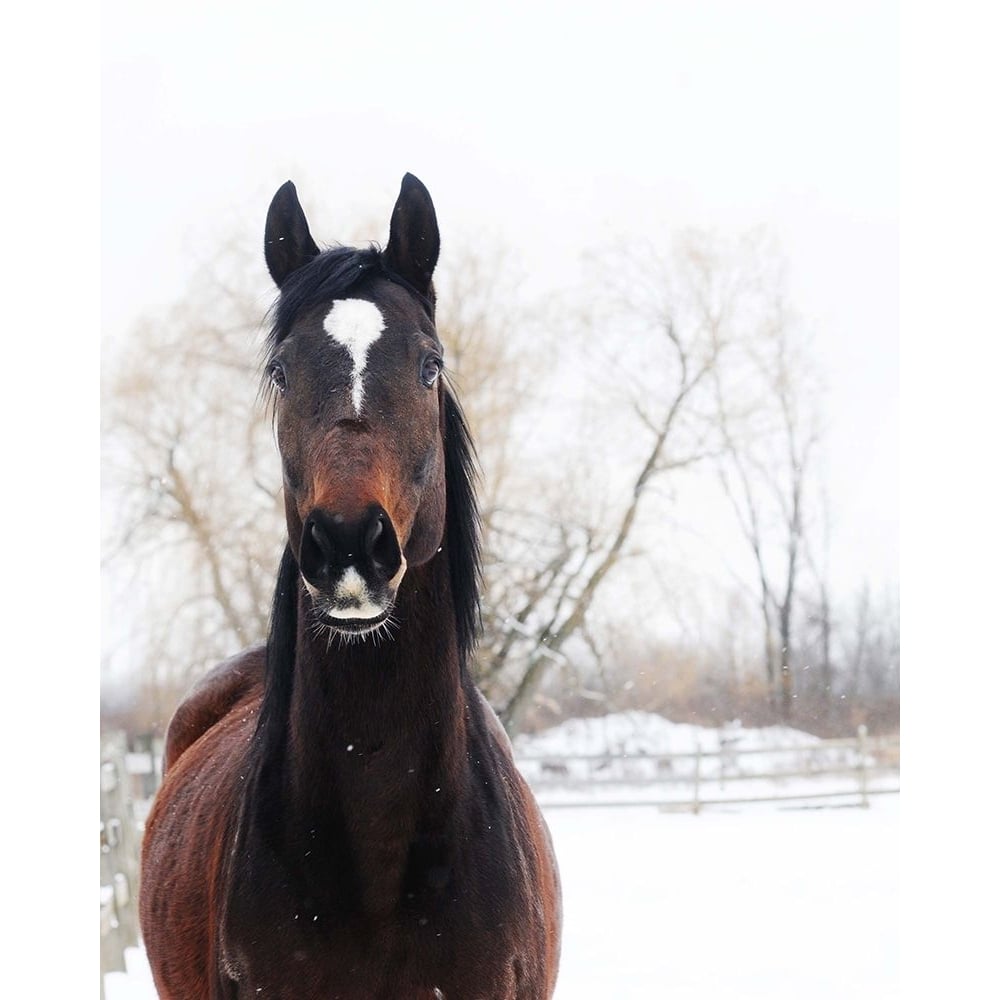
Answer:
[262,244,436,355]
[262,245,382,361]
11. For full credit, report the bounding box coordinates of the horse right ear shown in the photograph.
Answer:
[383,173,439,297]
[265,181,321,287]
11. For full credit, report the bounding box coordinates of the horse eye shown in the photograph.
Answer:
[420,356,442,388]
[268,361,288,394]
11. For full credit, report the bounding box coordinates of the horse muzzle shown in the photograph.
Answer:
[298,504,406,633]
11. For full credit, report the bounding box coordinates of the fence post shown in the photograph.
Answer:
[101,733,141,994]
[856,724,869,808]
[692,739,701,815]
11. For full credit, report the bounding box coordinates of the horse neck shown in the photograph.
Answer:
[256,549,470,914]
[287,561,468,796]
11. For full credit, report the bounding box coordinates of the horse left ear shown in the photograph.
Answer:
[383,173,440,296]
[265,180,321,288]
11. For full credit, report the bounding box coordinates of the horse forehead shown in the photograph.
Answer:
[322,298,386,357]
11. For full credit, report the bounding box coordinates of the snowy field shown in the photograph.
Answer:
[547,798,898,999]
[106,796,898,999]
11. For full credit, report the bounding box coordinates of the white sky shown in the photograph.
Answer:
[102,0,898,594]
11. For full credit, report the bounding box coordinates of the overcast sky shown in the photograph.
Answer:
[102,0,898,594]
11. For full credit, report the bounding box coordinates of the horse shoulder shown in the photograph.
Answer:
[467,683,559,874]
[163,646,266,771]
[468,684,563,996]
[470,685,516,757]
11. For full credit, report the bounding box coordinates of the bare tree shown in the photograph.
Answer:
[434,242,540,519]
[838,583,898,707]
[709,258,823,719]
[103,235,283,725]
[491,232,775,734]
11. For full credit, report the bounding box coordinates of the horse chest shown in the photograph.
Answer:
[222,812,534,999]
[224,892,530,1000]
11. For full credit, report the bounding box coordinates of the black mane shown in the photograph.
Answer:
[442,384,482,666]
[265,244,384,354]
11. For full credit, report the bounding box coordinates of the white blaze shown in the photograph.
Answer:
[322,298,386,413]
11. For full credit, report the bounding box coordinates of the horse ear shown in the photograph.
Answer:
[265,181,321,287]
[383,173,440,296]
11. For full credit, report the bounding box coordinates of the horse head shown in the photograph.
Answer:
[262,174,449,641]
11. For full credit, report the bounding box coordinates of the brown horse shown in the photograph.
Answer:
[139,174,562,999]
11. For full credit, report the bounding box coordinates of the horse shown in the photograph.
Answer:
[138,173,562,999]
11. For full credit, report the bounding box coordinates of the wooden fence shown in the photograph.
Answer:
[101,733,162,1000]
[518,725,899,812]
[100,733,146,1000]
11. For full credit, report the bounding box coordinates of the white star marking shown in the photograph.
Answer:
[322,298,386,413]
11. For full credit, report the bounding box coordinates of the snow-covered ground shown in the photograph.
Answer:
[548,798,897,999]
[108,714,898,998]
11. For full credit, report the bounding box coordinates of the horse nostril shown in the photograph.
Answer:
[365,508,401,577]
[365,515,383,554]
[301,513,338,584]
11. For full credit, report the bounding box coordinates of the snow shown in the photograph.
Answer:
[107,714,898,998]
[547,798,898,1000]
[103,946,156,1000]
